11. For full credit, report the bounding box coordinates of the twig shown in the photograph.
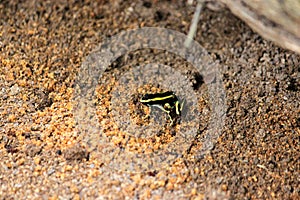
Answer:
[184,0,204,48]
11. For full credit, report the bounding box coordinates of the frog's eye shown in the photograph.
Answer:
[164,103,172,109]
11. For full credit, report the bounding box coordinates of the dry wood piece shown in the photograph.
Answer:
[220,0,300,54]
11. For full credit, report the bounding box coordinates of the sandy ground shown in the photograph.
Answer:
[0,0,299,199]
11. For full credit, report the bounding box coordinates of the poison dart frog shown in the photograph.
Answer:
[140,91,184,126]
